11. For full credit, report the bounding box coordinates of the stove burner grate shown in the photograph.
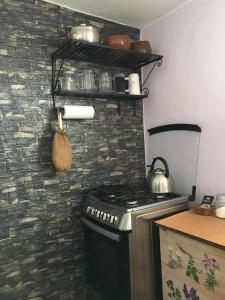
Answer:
[125,200,139,205]
[92,185,181,208]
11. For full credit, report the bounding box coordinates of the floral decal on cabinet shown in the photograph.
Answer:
[183,284,200,300]
[177,245,201,284]
[167,280,182,300]
[166,242,221,298]
[201,254,220,291]
[166,281,201,300]
[167,246,182,269]
[186,255,201,284]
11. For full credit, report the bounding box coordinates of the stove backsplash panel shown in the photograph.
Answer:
[0,0,144,299]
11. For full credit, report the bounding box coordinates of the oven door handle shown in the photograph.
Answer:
[82,217,121,242]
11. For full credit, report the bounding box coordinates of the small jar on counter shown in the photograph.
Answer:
[215,193,225,218]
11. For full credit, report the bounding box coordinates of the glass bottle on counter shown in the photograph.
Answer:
[215,193,225,218]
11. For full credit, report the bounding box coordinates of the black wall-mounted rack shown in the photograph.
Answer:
[54,90,146,101]
[51,39,162,69]
[51,39,163,113]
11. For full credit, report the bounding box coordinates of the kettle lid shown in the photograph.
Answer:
[154,168,165,174]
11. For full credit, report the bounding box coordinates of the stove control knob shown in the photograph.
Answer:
[106,214,110,221]
[96,210,100,218]
[109,216,114,223]
[91,208,95,215]
[86,206,91,213]
[103,213,107,221]
[114,216,118,223]
[100,211,104,218]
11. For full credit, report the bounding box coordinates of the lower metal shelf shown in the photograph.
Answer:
[53,89,148,101]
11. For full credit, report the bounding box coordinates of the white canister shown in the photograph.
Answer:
[215,193,225,218]
[125,73,141,95]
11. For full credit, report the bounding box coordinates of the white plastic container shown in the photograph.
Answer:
[215,193,225,218]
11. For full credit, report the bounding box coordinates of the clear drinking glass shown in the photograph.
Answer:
[99,71,112,92]
[83,69,95,91]
[74,71,84,91]
[82,69,99,92]
[60,71,76,91]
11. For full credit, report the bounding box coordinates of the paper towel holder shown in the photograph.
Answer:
[55,106,96,116]
[55,107,65,116]
[55,105,95,120]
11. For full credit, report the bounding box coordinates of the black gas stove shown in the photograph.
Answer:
[82,185,189,300]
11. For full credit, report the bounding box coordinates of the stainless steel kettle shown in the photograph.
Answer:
[146,157,174,194]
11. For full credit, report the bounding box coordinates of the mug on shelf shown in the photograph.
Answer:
[113,73,128,94]
[125,73,141,95]
[113,73,141,95]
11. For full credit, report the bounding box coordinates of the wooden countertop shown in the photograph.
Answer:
[156,210,225,248]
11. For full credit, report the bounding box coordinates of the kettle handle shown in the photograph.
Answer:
[150,157,170,178]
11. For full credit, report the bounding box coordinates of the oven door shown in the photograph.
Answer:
[82,217,131,300]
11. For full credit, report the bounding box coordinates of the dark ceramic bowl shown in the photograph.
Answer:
[131,40,152,54]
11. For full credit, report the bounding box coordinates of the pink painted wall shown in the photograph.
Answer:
[141,0,225,199]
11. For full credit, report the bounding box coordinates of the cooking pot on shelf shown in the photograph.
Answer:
[68,24,100,43]
[103,35,131,49]
[146,157,174,194]
[131,40,152,54]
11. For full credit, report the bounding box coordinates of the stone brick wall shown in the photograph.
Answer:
[0,0,144,299]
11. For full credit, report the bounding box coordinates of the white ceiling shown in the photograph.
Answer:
[44,0,189,28]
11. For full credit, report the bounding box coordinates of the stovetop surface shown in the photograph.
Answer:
[89,184,181,209]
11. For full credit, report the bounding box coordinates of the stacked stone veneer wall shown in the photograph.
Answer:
[0,0,144,299]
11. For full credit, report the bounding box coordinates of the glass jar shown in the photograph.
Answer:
[99,71,112,92]
[82,69,99,92]
[215,193,225,218]
[60,71,76,91]
[74,70,84,91]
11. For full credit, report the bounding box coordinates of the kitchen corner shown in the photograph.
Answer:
[1,0,225,300]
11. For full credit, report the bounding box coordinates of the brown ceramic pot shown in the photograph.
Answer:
[131,40,152,54]
[104,35,131,49]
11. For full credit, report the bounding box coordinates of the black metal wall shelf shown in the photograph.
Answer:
[53,89,148,101]
[51,39,163,70]
[51,39,163,114]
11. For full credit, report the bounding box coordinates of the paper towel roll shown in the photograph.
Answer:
[62,105,95,119]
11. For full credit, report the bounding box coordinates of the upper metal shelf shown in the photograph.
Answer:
[51,39,163,70]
